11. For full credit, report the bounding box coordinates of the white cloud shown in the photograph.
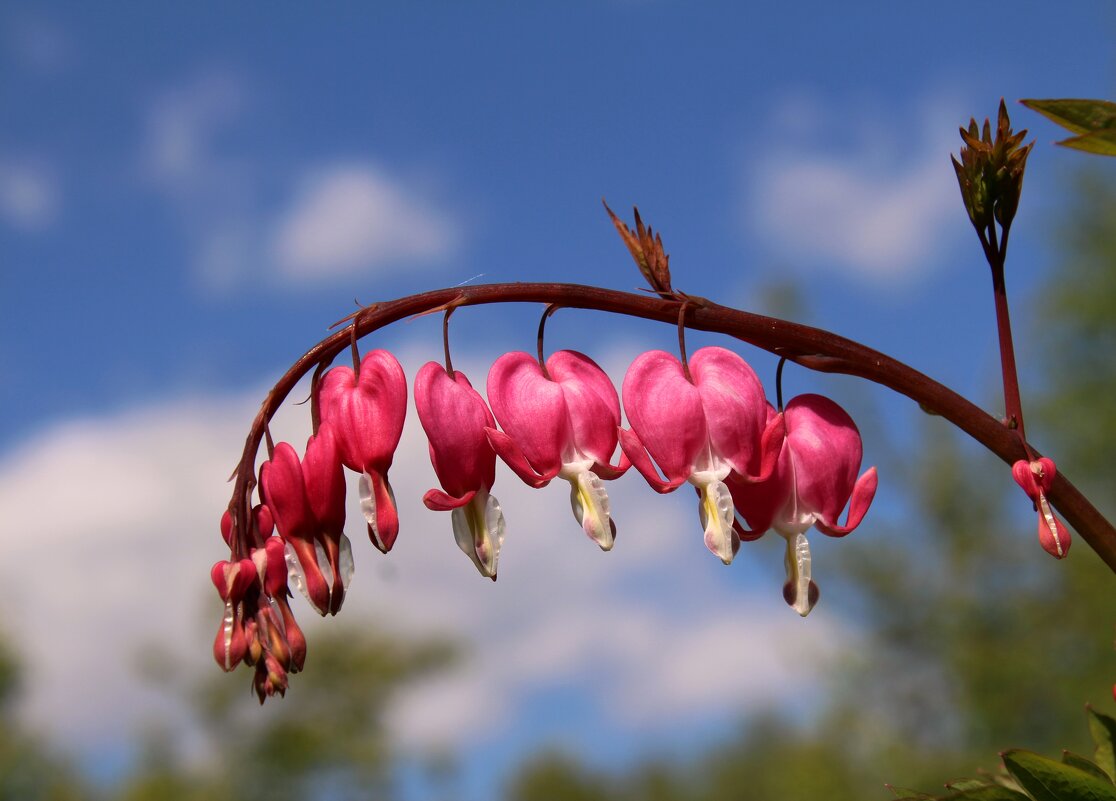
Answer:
[748,92,967,284]
[142,72,245,195]
[140,74,460,292]
[0,159,58,231]
[272,164,459,280]
[0,349,850,765]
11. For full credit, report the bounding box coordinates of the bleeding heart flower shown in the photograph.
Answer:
[486,350,628,550]
[728,393,877,616]
[415,361,505,579]
[619,346,781,564]
[210,557,257,671]
[1012,457,1069,559]
[260,430,352,617]
[319,350,407,553]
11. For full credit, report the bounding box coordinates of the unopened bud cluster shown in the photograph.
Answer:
[214,340,879,698]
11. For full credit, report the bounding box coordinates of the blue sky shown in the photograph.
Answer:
[2,3,1113,798]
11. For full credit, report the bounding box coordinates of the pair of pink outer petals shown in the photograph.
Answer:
[486,350,629,550]
[260,422,354,617]
[727,394,878,616]
[620,347,785,567]
[1011,456,1070,559]
[318,350,408,554]
[414,362,504,579]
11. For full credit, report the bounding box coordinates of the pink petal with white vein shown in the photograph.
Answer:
[301,422,346,534]
[486,351,569,479]
[545,350,623,469]
[318,349,407,475]
[621,350,708,488]
[689,347,769,478]
[415,362,497,504]
[779,394,877,538]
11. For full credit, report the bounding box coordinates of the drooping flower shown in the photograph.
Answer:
[1012,456,1069,559]
[260,424,352,616]
[486,350,628,550]
[319,350,407,553]
[415,361,505,579]
[619,346,781,563]
[728,393,877,616]
[210,556,257,671]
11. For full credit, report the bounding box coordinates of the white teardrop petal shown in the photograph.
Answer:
[450,490,505,580]
[283,541,327,616]
[336,533,355,590]
[783,532,817,617]
[569,470,614,551]
[359,470,377,528]
[221,600,236,671]
[699,479,738,565]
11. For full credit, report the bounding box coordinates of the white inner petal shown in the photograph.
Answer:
[568,470,614,551]
[1037,494,1064,557]
[783,532,816,617]
[450,489,505,580]
[698,479,737,565]
[283,540,326,616]
[221,600,236,671]
[359,470,377,531]
[336,532,355,590]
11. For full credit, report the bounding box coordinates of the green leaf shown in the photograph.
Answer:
[1021,99,1116,156]
[1064,750,1114,783]
[1021,98,1116,136]
[948,778,997,791]
[1088,706,1116,780]
[1003,749,1116,801]
[1059,130,1116,156]
[886,786,936,799]
[945,786,1033,800]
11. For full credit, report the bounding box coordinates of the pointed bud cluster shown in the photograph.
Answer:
[952,99,1033,237]
[1012,457,1070,559]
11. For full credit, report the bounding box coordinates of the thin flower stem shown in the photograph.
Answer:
[536,304,559,379]
[985,225,1033,456]
[443,307,456,375]
[677,301,693,382]
[226,282,1116,575]
[775,357,787,412]
[349,325,361,377]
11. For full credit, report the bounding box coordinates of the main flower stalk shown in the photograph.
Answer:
[224,282,1116,575]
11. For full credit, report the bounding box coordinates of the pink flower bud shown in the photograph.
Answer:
[1012,457,1070,559]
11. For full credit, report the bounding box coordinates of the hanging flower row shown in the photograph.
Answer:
[212,316,877,700]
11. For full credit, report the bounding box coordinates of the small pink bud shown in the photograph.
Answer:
[213,607,247,671]
[210,559,257,603]
[1012,458,1070,559]
[220,510,234,546]
[276,596,307,673]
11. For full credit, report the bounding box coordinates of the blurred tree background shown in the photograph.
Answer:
[3,173,1114,801]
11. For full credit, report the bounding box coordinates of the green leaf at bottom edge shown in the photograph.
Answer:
[1003,749,1116,801]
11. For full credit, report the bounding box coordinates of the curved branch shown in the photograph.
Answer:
[228,282,1116,573]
